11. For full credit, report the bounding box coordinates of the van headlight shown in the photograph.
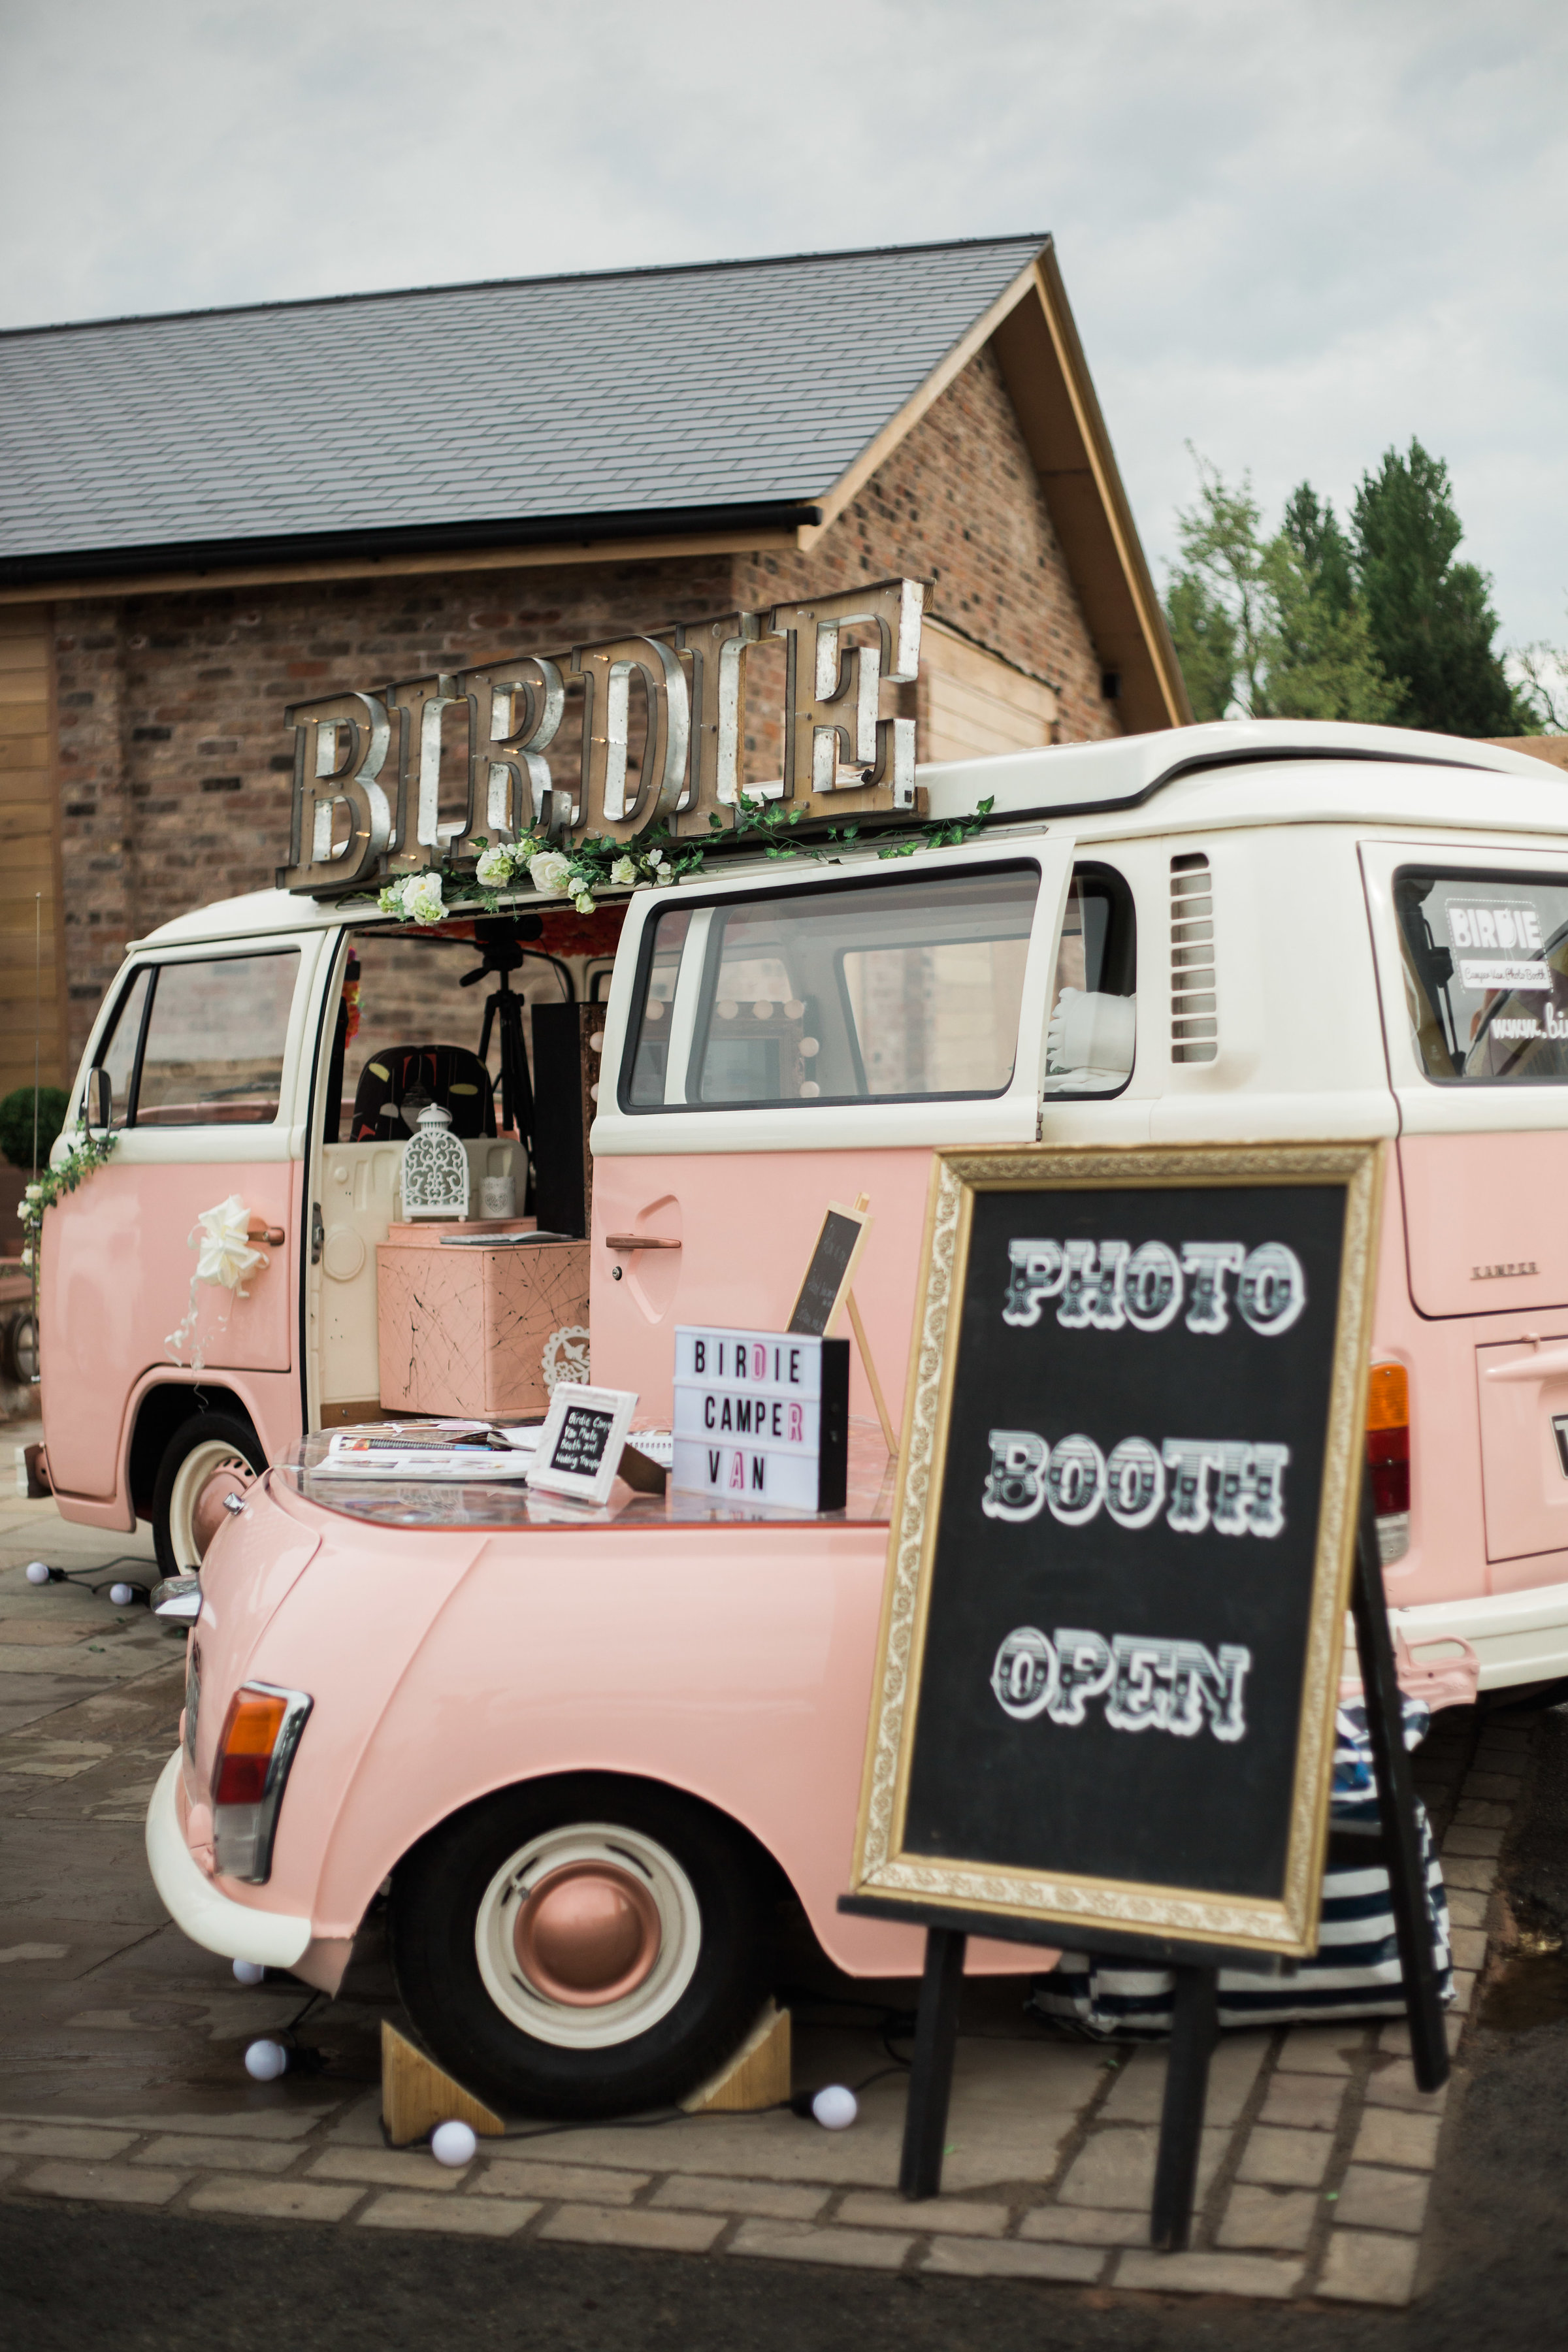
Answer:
[210,1682,313,1884]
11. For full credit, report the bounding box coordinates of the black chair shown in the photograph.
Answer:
[349,1044,496,1141]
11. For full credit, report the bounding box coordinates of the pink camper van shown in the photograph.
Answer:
[37,710,1568,2114]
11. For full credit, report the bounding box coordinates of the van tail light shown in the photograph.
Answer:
[210,1682,312,1884]
[1366,1363,1411,1567]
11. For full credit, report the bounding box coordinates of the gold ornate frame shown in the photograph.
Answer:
[849,1140,1386,1959]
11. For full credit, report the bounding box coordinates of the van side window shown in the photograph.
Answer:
[1043,863,1136,1096]
[133,952,300,1126]
[1396,868,1568,1083]
[89,964,154,1130]
[623,864,1039,1111]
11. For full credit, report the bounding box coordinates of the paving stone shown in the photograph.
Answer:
[1450,1971,1477,2014]
[188,2176,365,2222]
[1352,2108,1442,2170]
[1275,2026,1365,2076]
[1445,1889,1490,1929]
[1363,2063,1448,2115]
[1317,2227,1420,2305]
[923,2236,1102,2281]
[306,2148,462,2190]
[22,2159,186,2206]
[1237,2125,1334,2188]
[1099,2034,1267,2127]
[1058,2125,1228,2209]
[1020,2206,1151,2247]
[82,2108,325,2140]
[729,2217,913,2269]
[472,2159,647,2204]
[1216,2183,1318,2251]
[1335,2163,1431,2233]
[1449,1927,1490,1972]
[539,2204,725,2253]
[1257,2073,1346,2131]
[1115,2248,1304,2298]
[1440,1855,1497,1893]
[317,2092,391,2148]
[135,2135,299,2173]
[651,2176,828,2223]
[1443,1827,1503,1859]
[1462,1772,1522,1801]
[838,2190,1006,2236]
[357,2191,538,2236]
[0,2121,139,2159]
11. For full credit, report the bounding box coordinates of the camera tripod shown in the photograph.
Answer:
[461,917,541,1178]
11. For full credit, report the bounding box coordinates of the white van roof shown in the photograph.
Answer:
[135,719,1564,952]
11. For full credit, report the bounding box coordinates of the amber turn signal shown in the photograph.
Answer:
[211,1688,289,1808]
[1365,1362,1411,1521]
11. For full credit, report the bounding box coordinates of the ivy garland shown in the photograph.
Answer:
[16,1124,120,1270]
[365,795,998,930]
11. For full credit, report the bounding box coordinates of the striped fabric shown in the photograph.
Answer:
[1030,1697,1454,2036]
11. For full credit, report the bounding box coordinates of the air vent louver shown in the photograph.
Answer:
[1171,853,1217,1064]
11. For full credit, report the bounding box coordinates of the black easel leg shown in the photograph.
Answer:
[1150,1966,1218,2249]
[898,1928,967,2201]
[1352,1480,1450,2095]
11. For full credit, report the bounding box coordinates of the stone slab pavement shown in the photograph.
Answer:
[0,1453,1530,2311]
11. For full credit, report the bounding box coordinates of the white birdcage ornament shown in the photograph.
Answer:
[401,1102,470,1220]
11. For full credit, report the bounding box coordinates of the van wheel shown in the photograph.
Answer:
[1,1308,37,1386]
[152,1412,265,1578]
[389,1776,768,2119]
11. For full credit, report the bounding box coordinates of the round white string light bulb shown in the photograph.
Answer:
[110,1582,136,1607]
[244,2038,288,2082]
[233,1959,266,1986]
[431,2120,478,2168]
[811,2085,857,2131]
[25,1561,51,1586]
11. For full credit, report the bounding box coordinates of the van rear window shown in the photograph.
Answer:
[1395,868,1568,1081]
[623,864,1039,1111]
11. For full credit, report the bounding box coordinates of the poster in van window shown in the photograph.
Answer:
[847,1141,1382,1961]
[1396,871,1568,1081]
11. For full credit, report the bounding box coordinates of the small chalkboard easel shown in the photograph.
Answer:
[788,1194,896,1453]
[847,1477,1449,2243]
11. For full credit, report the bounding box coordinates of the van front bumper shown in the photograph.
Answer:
[1392,1580,1568,1691]
[145,1751,312,1968]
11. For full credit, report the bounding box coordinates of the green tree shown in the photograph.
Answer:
[1352,439,1523,736]
[1162,457,1399,723]
[1258,485,1402,723]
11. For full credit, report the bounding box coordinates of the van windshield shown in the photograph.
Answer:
[1395,868,1568,1081]
[623,864,1039,1111]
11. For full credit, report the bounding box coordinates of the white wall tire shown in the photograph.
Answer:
[391,1775,769,2119]
[152,1412,264,1577]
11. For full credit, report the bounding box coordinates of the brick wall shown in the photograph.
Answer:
[47,346,1120,1070]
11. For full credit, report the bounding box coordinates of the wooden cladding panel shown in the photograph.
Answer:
[919,620,1058,765]
[0,608,68,1097]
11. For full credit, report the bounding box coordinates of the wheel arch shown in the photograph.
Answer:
[127,1379,259,1518]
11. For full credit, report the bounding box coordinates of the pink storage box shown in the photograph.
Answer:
[376,1222,591,1418]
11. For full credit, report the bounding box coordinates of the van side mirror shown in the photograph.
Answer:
[85,1067,112,1135]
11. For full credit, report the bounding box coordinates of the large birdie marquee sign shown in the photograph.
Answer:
[278,577,924,896]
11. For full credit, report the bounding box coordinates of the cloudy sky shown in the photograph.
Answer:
[3,0,1564,650]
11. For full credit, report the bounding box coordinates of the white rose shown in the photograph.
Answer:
[610,855,637,886]
[573,890,596,915]
[653,868,676,887]
[647,847,668,870]
[16,1200,28,1217]
[475,846,514,886]
[529,851,572,898]
[21,1245,33,1268]
[25,1183,42,1201]
[401,873,445,925]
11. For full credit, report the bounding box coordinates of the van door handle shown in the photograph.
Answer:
[1484,1345,1568,1384]
[311,1203,325,1266]
[605,1234,683,1251]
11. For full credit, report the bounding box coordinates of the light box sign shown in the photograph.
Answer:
[672,1326,849,1514]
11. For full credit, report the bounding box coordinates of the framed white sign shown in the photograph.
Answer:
[525,1382,639,1506]
[671,1326,849,1512]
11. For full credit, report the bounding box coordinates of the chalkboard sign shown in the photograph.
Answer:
[526,1381,638,1505]
[850,1141,1383,1961]
[788,1203,871,1338]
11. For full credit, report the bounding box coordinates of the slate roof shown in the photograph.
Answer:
[0,236,1047,581]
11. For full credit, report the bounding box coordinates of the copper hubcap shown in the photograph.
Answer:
[512,1862,662,2006]
[191,1456,255,1558]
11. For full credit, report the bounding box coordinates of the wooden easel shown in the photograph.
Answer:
[843,1195,896,1455]
[844,1475,1449,2246]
